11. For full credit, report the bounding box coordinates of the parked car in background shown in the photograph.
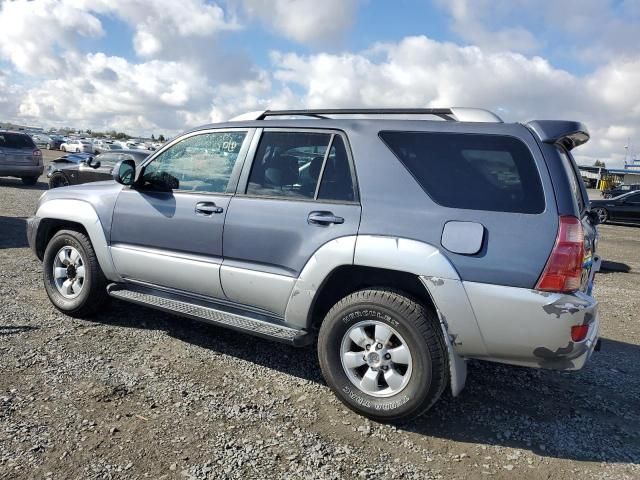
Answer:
[61,139,94,153]
[27,108,601,421]
[591,191,640,224]
[0,130,43,185]
[93,139,123,154]
[47,149,150,188]
[47,136,65,150]
[31,133,51,148]
[601,183,640,198]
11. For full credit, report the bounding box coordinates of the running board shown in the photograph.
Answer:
[107,284,310,346]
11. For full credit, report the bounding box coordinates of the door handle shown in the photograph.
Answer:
[195,202,223,215]
[308,211,344,225]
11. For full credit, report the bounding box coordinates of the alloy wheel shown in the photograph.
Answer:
[52,246,86,299]
[340,320,413,397]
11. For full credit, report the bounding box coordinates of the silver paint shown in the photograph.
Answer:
[284,236,357,328]
[220,265,295,316]
[463,282,599,369]
[110,244,224,299]
[35,199,121,282]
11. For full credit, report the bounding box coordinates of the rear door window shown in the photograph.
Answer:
[0,133,35,149]
[379,131,545,214]
[246,131,356,202]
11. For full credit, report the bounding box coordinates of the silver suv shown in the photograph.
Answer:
[0,131,44,185]
[27,108,601,421]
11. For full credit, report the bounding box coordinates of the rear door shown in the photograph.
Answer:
[221,129,361,316]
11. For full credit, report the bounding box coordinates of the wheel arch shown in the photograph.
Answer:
[35,199,121,282]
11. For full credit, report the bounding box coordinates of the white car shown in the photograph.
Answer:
[61,139,93,153]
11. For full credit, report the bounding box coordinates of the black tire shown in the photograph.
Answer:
[318,289,448,422]
[21,176,38,186]
[43,229,109,317]
[49,172,70,189]
[61,146,66,152]
[75,148,80,153]
[593,207,608,224]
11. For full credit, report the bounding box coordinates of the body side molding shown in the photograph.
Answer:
[35,199,121,282]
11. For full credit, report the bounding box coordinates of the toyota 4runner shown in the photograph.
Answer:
[27,108,601,421]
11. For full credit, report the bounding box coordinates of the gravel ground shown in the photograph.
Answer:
[1,155,639,479]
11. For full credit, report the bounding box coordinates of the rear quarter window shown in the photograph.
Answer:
[379,131,545,214]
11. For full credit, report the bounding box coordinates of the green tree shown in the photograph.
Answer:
[151,134,155,141]
[158,134,165,142]
[594,160,606,168]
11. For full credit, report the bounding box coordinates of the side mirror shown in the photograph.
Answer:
[113,159,136,186]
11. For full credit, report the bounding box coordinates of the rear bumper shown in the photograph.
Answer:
[0,165,44,177]
[463,282,600,371]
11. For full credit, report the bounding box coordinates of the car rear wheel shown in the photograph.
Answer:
[43,229,109,317]
[21,176,38,186]
[49,173,70,189]
[593,207,608,224]
[318,289,448,422]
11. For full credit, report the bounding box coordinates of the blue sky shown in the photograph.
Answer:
[0,0,639,166]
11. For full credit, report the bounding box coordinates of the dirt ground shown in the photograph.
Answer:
[0,152,639,479]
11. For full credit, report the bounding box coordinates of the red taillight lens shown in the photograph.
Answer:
[33,149,43,164]
[536,216,584,293]
[571,324,589,342]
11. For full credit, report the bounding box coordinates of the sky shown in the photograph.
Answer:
[1,0,639,167]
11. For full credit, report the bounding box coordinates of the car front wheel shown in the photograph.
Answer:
[43,229,109,317]
[49,172,70,189]
[318,289,448,422]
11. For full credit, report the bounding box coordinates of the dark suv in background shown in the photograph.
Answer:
[27,108,600,421]
[0,131,43,185]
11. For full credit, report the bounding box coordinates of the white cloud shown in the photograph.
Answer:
[0,0,104,75]
[269,36,640,166]
[436,0,540,54]
[0,1,639,168]
[240,0,358,46]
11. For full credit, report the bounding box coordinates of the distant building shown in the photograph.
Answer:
[578,159,640,189]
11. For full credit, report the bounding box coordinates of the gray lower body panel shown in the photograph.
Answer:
[107,284,311,346]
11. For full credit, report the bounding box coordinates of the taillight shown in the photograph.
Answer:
[571,324,589,342]
[33,149,42,164]
[536,216,584,293]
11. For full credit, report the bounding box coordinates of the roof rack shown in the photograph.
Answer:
[229,108,503,123]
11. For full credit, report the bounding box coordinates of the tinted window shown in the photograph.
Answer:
[317,136,355,202]
[380,131,545,214]
[247,132,331,199]
[142,132,246,193]
[0,133,35,149]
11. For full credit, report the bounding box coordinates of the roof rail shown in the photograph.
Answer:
[229,108,503,123]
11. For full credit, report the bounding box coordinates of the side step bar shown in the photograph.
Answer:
[107,284,311,346]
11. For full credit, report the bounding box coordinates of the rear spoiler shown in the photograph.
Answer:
[526,120,590,151]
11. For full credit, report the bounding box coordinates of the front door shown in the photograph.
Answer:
[110,129,253,298]
[222,129,361,316]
